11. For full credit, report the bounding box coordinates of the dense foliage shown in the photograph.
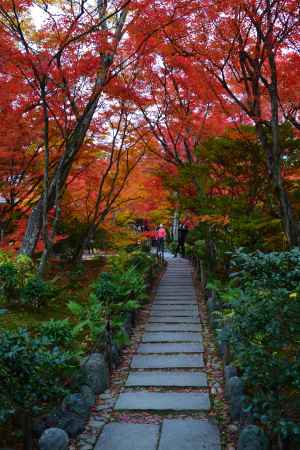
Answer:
[212,250,300,446]
[0,328,78,448]
[68,250,158,350]
[0,252,57,307]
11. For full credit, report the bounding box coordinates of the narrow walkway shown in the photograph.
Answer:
[95,258,221,450]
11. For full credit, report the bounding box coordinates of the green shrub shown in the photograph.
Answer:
[226,249,300,444]
[93,267,146,306]
[168,241,177,255]
[14,254,35,288]
[68,264,147,349]
[0,250,11,264]
[0,262,18,302]
[0,327,78,449]
[21,276,57,308]
[39,319,74,347]
[68,297,106,345]
[109,250,158,285]
[0,252,37,304]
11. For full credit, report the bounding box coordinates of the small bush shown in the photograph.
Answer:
[221,249,300,444]
[0,327,78,447]
[39,319,74,347]
[21,276,57,308]
[14,254,35,288]
[0,262,18,302]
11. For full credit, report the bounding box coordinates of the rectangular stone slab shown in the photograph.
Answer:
[115,392,211,411]
[154,301,197,305]
[126,371,208,387]
[138,342,204,353]
[131,354,204,368]
[151,311,199,317]
[152,303,198,311]
[146,324,201,332]
[157,288,195,291]
[156,294,196,297]
[157,287,194,289]
[149,317,200,324]
[159,420,221,450]
[142,332,203,343]
[95,423,159,450]
[155,299,197,302]
[157,292,195,296]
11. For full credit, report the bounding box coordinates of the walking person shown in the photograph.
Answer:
[156,224,167,260]
[174,222,189,257]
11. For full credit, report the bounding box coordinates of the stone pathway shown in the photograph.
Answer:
[94,258,221,450]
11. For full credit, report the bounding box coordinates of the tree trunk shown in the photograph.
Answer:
[20,93,107,256]
[20,203,44,255]
[256,123,299,248]
[20,5,128,256]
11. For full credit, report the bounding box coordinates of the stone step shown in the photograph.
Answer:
[126,371,208,387]
[146,324,201,332]
[95,423,159,450]
[131,354,204,369]
[156,295,196,298]
[152,306,198,311]
[115,392,211,411]
[143,332,203,343]
[158,420,221,450]
[137,342,204,353]
[157,290,195,294]
[154,301,197,305]
[151,311,199,317]
[152,307,198,313]
[149,317,200,324]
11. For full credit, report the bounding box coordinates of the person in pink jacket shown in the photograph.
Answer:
[156,224,167,259]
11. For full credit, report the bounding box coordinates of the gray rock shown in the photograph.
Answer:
[111,343,121,368]
[39,428,69,450]
[81,353,109,394]
[45,408,86,438]
[207,297,218,315]
[62,393,90,417]
[238,425,269,450]
[56,412,86,438]
[80,385,95,408]
[217,325,232,362]
[225,365,238,383]
[228,376,244,421]
[225,365,238,398]
[0,308,8,316]
[124,311,135,334]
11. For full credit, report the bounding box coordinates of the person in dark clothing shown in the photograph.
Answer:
[174,222,189,257]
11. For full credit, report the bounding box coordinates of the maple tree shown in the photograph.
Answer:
[173,0,300,246]
[1,0,300,261]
